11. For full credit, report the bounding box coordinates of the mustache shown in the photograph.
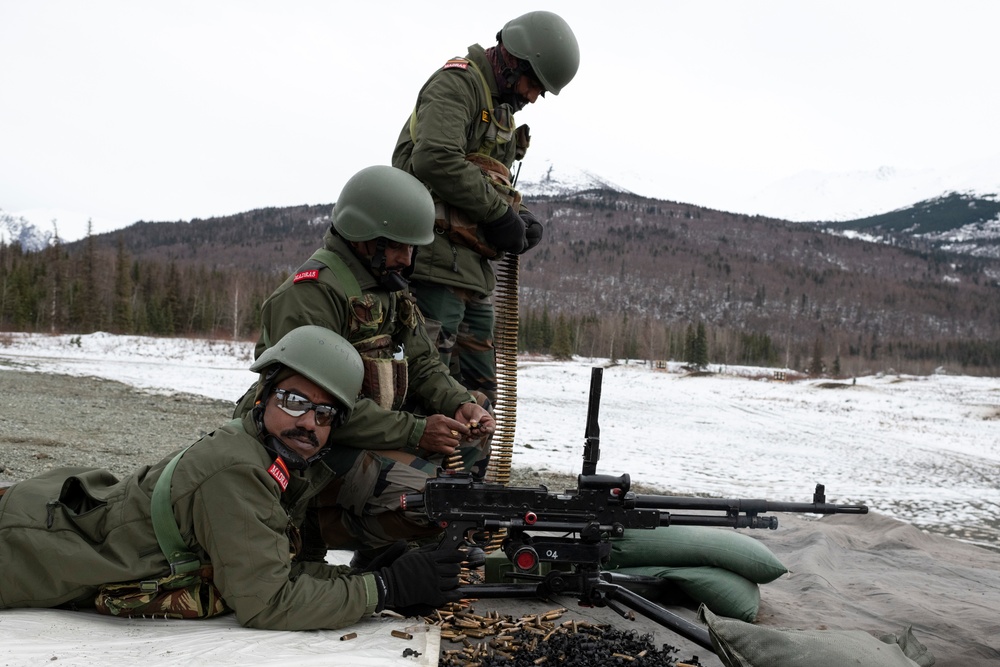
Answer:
[281,428,319,448]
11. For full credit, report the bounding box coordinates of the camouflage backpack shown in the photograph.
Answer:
[94,445,230,619]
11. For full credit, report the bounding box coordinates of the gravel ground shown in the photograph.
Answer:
[0,369,234,483]
[0,368,586,490]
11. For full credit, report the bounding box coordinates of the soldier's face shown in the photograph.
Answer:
[381,241,415,271]
[262,374,337,459]
[515,74,545,105]
[354,240,414,272]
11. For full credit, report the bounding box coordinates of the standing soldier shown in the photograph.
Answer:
[392,10,580,405]
[234,166,494,567]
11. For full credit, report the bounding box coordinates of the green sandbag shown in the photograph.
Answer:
[616,565,761,622]
[699,606,934,667]
[608,527,788,584]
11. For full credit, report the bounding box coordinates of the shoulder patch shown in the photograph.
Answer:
[443,58,469,71]
[267,457,290,491]
[293,269,320,284]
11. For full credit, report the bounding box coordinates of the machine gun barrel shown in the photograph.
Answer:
[636,482,868,530]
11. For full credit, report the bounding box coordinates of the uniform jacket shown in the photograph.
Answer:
[250,229,474,449]
[392,43,522,295]
[0,412,379,630]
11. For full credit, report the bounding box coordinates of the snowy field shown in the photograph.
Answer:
[1,331,998,551]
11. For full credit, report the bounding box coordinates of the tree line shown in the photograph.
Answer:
[4,189,1000,378]
[517,306,1000,376]
[0,233,278,339]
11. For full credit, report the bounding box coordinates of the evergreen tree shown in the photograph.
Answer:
[164,262,183,335]
[112,236,133,333]
[622,313,639,361]
[809,337,825,376]
[551,313,573,360]
[539,307,554,353]
[80,220,100,331]
[691,321,709,369]
[684,323,696,364]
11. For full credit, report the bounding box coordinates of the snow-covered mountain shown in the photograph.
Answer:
[516,154,1000,224]
[740,154,1000,223]
[5,154,999,250]
[0,209,53,251]
[516,161,632,198]
[0,208,124,251]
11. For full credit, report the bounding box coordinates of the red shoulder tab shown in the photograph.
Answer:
[443,58,469,71]
[293,269,320,283]
[267,457,290,491]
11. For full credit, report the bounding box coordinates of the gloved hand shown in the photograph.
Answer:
[520,209,544,251]
[349,540,407,575]
[483,206,527,254]
[374,546,464,616]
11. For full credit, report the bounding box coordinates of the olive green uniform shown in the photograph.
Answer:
[238,229,490,550]
[392,44,525,402]
[0,412,378,630]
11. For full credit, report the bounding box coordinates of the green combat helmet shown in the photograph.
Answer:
[251,325,364,417]
[501,11,580,95]
[332,165,435,246]
[251,325,365,469]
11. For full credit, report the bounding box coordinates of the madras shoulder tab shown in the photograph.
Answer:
[306,248,364,301]
[443,57,469,71]
[293,269,319,283]
[267,456,290,492]
[293,257,326,284]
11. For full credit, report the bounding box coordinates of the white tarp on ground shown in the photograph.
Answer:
[0,549,440,667]
[0,608,439,667]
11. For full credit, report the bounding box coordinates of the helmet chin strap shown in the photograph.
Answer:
[502,92,530,112]
[369,238,416,292]
[494,39,531,111]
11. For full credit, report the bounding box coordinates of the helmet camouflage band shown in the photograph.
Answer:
[250,326,363,414]
[500,11,580,95]
[332,165,435,246]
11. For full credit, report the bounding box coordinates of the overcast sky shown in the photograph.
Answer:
[3,1,999,240]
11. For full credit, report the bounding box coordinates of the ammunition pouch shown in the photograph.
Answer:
[434,153,522,259]
[355,334,408,411]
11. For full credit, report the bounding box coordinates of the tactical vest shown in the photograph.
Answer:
[293,249,421,411]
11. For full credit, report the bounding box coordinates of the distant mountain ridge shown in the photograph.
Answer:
[0,210,52,251]
[7,151,999,246]
[516,163,631,198]
[5,185,1000,374]
[6,165,1000,260]
[814,191,1000,259]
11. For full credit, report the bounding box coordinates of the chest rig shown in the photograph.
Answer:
[295,249,421,411]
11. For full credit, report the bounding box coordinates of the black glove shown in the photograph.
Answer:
[521,209,544,251]
[374,546,464,616]
[483,206,527,253]
[349,540,407,574]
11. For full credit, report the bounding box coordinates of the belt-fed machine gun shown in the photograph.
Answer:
[402,368,868,652]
